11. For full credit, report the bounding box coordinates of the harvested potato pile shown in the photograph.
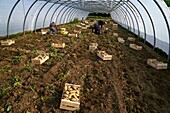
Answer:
[62,84,80,102]
[98,51,108,57]
[37,53,48,60]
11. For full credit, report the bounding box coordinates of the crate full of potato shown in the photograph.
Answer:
[76,25,82,28]
[73,30,81,34]
[128,37,135,42]
[68,33,78,37]
[81,27,87,30]
[1,39,15,46]
[89,43,98,51]
[113,33,118,38]
[51,43,65,48]
[60,83,81,111]
[129,44,142,50]
[118,37,125,43]
[97,51,112,60]
[31,53,49,64]
[147,59,168,69]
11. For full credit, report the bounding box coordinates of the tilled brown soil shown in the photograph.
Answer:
[0,21,170,113]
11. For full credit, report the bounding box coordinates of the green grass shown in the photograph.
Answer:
[0,65,11,72]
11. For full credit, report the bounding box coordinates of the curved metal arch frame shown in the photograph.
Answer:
[65,8,77,23]
[115,4,135,33]
[68,9,79,22]
[50,2,67,24]
[114,8,128,28]
[34,0,50,32]
[111,12,121,25]
[128,1,147,43]
[70,10,81,21]
[58,2,79,24]
[115,3,139,35]
[67,9,78,22]
[71,10,83,21]
[153,0,170,60]
[7,0,21,37]
[63,7,75,23]
[61,6,88,24]
[137,0,156,50]
[123,2,140,36]
[43,1,59,28]
[116,6,132,31]
[23,0,38,34]
[112,9,125,26]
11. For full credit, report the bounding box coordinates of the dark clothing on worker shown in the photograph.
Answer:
[49,22,57,34]
[92,24,101,35]
[98,20,105,28]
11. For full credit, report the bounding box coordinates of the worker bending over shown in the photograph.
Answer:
[49,22,57,34]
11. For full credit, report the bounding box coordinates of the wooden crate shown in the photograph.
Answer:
[118,37,125,43]
[31,53,49,64]
[80,23,86,27]
[129,44,142,50]
[89,43,98,51]
[85,21,89,24]
[147,59,168,69]
[76,25,82,28]
[73,30,81,34]
[68,33,78,37]
[60,83,81,111]
[1,40,15,46]
[112,24,118,30]
[128,37,135,42]
[51,43,65,48]
[113,33,118,38]
[81,27,87,30]
[86,25,90,28]
[97,51,112,60]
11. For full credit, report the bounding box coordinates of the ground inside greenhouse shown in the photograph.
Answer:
[0,20,170,113]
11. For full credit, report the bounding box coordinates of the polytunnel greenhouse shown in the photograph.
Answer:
[0,0,170,113]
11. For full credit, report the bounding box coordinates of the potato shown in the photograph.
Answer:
[71,86,77,90]
[71,98,77,102]
[64,86,67,91]
[63,94,69,98]
[66,91,69,94]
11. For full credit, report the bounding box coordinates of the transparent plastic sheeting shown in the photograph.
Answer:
[110,0,170,58]
[0,0,89,36]
[0,0,170,59]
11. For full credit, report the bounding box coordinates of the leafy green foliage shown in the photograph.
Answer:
[164,0,170,6]
[70,18,79,23]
